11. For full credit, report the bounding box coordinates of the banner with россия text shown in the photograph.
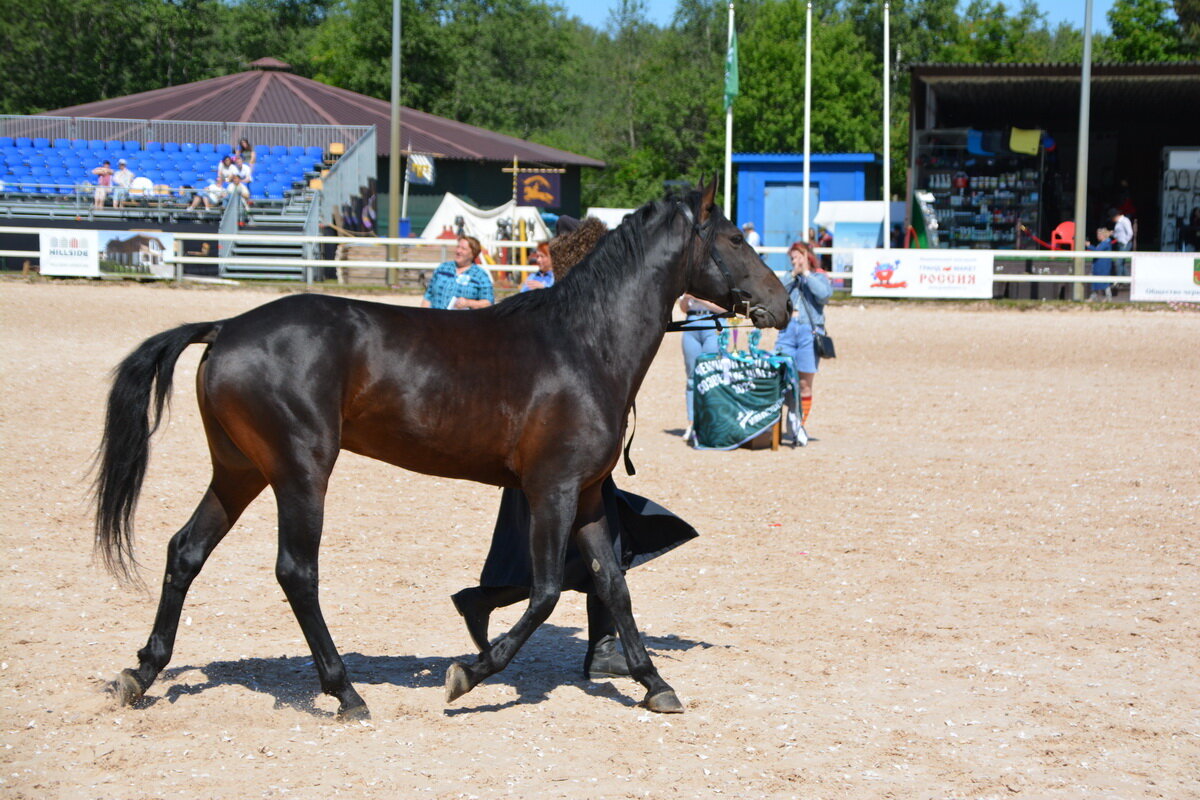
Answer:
[851,249,994,299]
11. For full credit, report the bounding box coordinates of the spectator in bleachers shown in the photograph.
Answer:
[187,178,226,212]
[92,160,114,208]
[112,159,135,208]
[232,155,253,186]
[226,173,250,205]
[217,155,237,185]
[236,137,256,166]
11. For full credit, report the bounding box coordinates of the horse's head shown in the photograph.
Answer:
[682,178,791,329]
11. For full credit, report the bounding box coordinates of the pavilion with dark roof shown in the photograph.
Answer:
[43,57,604,222]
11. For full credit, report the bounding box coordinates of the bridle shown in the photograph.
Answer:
[664,200,753,333]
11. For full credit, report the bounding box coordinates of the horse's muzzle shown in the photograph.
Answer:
[748,301,790,330]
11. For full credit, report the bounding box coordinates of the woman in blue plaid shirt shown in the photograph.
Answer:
[421,236,495,310]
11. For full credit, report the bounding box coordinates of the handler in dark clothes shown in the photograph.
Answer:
[451,216,699,679]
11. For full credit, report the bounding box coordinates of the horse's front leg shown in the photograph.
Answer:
[573,505,684,714]
[445,485,576,703]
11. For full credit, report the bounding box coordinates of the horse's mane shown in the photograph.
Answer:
[493,194,693,327]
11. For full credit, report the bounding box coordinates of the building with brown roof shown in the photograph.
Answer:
[43,58,604,221]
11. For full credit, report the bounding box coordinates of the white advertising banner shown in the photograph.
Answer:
[1130,254,1200,303]
[39,229,100,277]
[851,249,994,299]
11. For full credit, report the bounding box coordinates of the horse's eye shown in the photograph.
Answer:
[731,234,744,246]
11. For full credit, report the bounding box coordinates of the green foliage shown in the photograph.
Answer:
[1107,0,1185,60]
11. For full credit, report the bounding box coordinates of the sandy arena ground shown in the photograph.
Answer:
[1,280,1197,799]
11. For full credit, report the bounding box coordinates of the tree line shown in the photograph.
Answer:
[1,0,1194,207]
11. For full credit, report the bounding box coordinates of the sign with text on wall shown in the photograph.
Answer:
[1130,254,1200,303]
[851,249,994,299]
[39,229,100,277]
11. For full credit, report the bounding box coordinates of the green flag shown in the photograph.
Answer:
[724,25,739,110]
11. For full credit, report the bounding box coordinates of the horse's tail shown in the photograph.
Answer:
[93,321,221,583]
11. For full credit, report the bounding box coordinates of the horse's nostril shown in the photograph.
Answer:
[786,299,794,315]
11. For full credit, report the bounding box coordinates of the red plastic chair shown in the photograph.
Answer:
[1049,221,1075,249]
[1021,220,1075,250]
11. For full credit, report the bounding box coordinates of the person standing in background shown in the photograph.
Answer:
[774,240,832,445]
[741,221,761,249]
[1109,207,1134,281]
[91,160,113,208]
[678,293,726,444]
[111,159,135,208]
[520,242,555,292]
[421,236,494,310]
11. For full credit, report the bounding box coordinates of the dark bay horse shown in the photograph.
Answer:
[93,179,790,720]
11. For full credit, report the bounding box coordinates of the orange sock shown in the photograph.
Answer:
[800,395,813,425]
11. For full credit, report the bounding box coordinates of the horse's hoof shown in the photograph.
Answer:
[445,661,474,703]
[337,701,371,722]
[113,669,145,706]
[644,689,684,714]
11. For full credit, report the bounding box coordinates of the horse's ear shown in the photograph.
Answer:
[699,175,718,224]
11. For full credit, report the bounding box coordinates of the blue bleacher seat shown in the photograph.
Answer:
[53,138,71,149]
[71,138,87,149]
[305,146,323,161]
[87,139,105,150]
[16,137,33,148]
[0,137,12,148]
[33,137,50,148]
[124,140,141,151]
[105,139,122,150]
[163,142,181,153]
[267,145,287,157]
[198,142,215,154]
[180,142,197,153]
[144,141,162,152]
[286,146,306,158]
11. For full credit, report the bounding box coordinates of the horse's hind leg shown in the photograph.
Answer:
[272,478,369,721]
[574,507,684,713]
[116,462,266,706]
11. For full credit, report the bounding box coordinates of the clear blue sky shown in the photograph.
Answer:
[556,0,1117,34]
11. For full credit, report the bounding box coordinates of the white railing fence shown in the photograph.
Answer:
[1,227,1165,296]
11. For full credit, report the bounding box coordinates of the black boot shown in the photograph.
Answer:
[450,588,493,653]
[584,634,631,680]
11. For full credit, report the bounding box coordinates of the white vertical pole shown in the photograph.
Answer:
[724,2,735,213]
[1073,0,1095,300]
[802,1,812,242]
[388,0,402,240]
[882,1,891,247]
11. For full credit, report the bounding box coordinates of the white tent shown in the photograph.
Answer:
[585,207,636,230]
[419,193,551,259]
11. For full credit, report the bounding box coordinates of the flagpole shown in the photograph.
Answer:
[802,1,812,242]
[724,2,735,213]
[388,0,402,241]
[882,1,891,246]
[1072,0,1095,300]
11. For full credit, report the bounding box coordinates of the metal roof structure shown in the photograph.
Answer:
[910,61,1200,131]
[41,58,604,167]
